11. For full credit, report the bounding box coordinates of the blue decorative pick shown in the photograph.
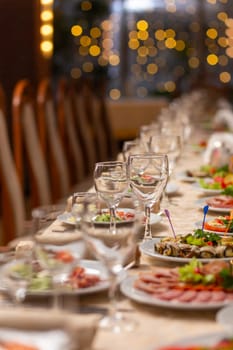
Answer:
[164,209,176,239]
[202,205,209,231]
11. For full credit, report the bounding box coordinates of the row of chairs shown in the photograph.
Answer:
[0,77,118,244]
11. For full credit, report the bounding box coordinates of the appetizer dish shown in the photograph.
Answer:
[3,258,103,293]
[204,195,233,210]
[94,209,134,223]
[204,215,233,233]
[154,229,233,259]
[185,164,229,179]
[134,259,233,305]
[158,336,233,350]
[198,173,233,191]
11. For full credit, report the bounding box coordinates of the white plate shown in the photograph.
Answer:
[177,171,198,183]
[195,220,233,236]
[156,332,231,349]
[192,182,222,195]
[0,260,109,297]
[120,275,231,310]
[216,305,233,329]
[165,182,179,195]
[58,210,162,227]
[196,197,233,213]
[139,238,233,263]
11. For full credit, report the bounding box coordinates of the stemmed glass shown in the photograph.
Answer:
[94,161,129,234]
[80,193,142,333]
[127,153,169,240]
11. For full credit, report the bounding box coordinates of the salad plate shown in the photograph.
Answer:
[192,182,222,195]
[0,259,109,297]
[58,209,162,227]
[140,237,233,263]
[120,275,232,310]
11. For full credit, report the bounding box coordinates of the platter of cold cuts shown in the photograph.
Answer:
[120,260,233,310]
[140,230,233,263]
[196,195,233,213]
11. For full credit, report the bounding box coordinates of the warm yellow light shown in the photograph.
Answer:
[225,28,233,38]
[206,28,218,39]
[98,56,109,66]
[89,45,101,56]
[40,24,53,36]
[219,71,231,83]
[225,18,233,28]
[102,38,114,50]
[137,20,148,31]
[90,27,101,38]
[226,47,233,58]
[128,39,140,50]
[80,35,91,47]
[79,46,89,56]
[71,25,83,37]
[164,81,176,92]
[207,54,218,65]
[41,0,53,4]
[188,57,200,68]
[136,56,147,65]
[70,68,82,79]
[109,54,120,66]
[147,63,158,75]
[138,46,149,57]
[40,10,53,21]
[176,40,185,51]
[217,12,228,21]
[165,29,176,38]
[218,37,228,47]
[206,0,216,4]
[40,40,53,54]
[165,38,176,49]
[155,30,166,41]
[137,30,149,41]
[81,1,92,11]
[109,89,121,100]
[101,20,112,31]
[148,47,158,57]
[82,62,94,72]
[129,31,138,39]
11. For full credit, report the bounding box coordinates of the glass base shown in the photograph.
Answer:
[98,312,138,333]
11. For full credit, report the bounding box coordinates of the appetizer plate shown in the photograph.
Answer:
[58,209,162,227]
[176,171,197,183]
[139,237,233,263]
[216,304,233,329]
[0,260,109,297]
[120,275,232,310]
[195,221,233,236]
[154,332,231,350]
[192,182,222,195]
[196,197,233,213]
[165,182,179,195]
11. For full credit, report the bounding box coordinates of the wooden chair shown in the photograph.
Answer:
[12,80,52,215]
[72,78,98,175]
[36,78,70,202]
[0,84,28,244]
[56,78,86,187]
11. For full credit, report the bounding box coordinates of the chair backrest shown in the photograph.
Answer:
[73,79,98,174]
[0,84,26,243]
[37,78,70,202]
[12,79,52,210]
[56,78,85,186]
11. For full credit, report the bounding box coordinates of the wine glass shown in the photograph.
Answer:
[127,153,169,240]
[34,240,81,309]
[80,192,142,333]
[149,135,182,176]
[0,255,33,306]
[94,161,129,235]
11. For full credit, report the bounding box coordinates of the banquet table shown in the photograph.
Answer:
[3,128,231,350]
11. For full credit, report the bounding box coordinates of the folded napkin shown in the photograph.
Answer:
[203,131,233,166]
[0,308,101,350]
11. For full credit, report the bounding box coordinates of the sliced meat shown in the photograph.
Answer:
[134,279,159,294]
[206,195,233,209]
[158,289,184,301]
[209,290,227,302]
[194,290,211,302]
[177,290,198,302]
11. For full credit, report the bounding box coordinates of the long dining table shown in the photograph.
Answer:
[4,126,231,350]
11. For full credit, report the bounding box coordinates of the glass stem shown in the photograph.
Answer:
[108,273,120,321]
[109,206,117,234]
[144,205,152,240]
